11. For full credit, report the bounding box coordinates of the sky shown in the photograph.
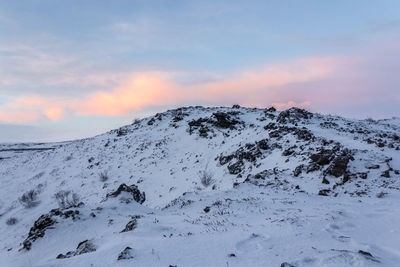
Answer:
[0,0,400,142]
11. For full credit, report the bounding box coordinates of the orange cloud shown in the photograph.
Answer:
[0,56,346,123]
[44,107,64,120]
[75,73,179,116]
[0,111,41,123]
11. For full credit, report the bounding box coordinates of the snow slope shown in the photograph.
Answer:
[0,106,399,267]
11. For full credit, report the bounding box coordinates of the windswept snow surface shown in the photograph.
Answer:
[0,106,400,267]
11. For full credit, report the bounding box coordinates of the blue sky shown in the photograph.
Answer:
[0,1,399,142]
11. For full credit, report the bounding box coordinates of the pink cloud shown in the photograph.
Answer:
[74,73,179,116]
[67,56,345,116]
[44,107,64,120]
[1,49,397,123]
[0,56,349,122]
[0,111,40,123]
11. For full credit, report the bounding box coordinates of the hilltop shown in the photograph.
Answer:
[1,106,399,267]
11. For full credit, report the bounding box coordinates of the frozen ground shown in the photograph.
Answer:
[0,106,399,267]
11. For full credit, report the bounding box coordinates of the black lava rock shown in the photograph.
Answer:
[121,216,141,233]
[107,184,146,204]
[117,247,134,260]
[22,214,56,251]
[325,150,354,177]
[293,165,303,177]
[318,189,331,196]
[57,240,96,259]
[212,112,240,129]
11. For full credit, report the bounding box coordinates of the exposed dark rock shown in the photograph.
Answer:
[377,142,385,148]
[342,173,351,184]
[256,139,269,150]
[212,112,241,129]
[359,172,368,179]
[203,206,210,213]
[22,214,56,250]
[376,192,387,198]
[22,208,81,251]
[219,154,234,165]
[171,111,188,123]
[322,177,330,184]
[306,163,320,173]
[266,125,314,141]
[253,170,270,180]
[264,122,278,131]
[269,130,281,138]
[188,118,208,134]
[188,112,243,137]
[121,216,141,233]
[281,262,295,267]
[198,126,209,138]
[57,240,96,259]
[293,165,303,177]
[366,164,380,169]
[219,140,266,175]
[381,170,390,178]
[245,170,274,182]
[276,110,291,124]
[266,106,276,112]
[310,150,333,165]
[293,127,314,141]
[227,161,244,175]
[172,115,184,122]
[117,247,134,260]
[325,150,354,177]
[318,189,331,196]
[75,240,96,255]
[320,121,339,128]
[116,129,127,137]
[282,149,294,156]
[358,250,376,261]
[107,184,146,204]
[276,107,313,124]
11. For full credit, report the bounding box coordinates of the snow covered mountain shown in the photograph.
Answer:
[1,106,400,267]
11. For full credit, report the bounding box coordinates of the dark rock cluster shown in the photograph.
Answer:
[117,247,134,260]
[188,112,243,137]
[106,183,146,204]
[22,208,81,251]
[276,107,313,124]
[324,149,354,178]
[219,139,269,175]
[265,123,314,142]
[120,215,141,233]
[57,240,96,259]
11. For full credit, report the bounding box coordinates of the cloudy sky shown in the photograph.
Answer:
[1,0,400,142]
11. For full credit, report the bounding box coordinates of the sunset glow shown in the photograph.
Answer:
[0,1,399,141]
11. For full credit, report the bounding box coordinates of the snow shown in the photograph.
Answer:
[0,106,399,266]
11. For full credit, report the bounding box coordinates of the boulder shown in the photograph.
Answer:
[325,150,354,177]
[57,240,96,259]
[117,247,134,260]
[107,184,146,204]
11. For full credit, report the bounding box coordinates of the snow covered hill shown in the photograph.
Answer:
[1,106,399,267]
